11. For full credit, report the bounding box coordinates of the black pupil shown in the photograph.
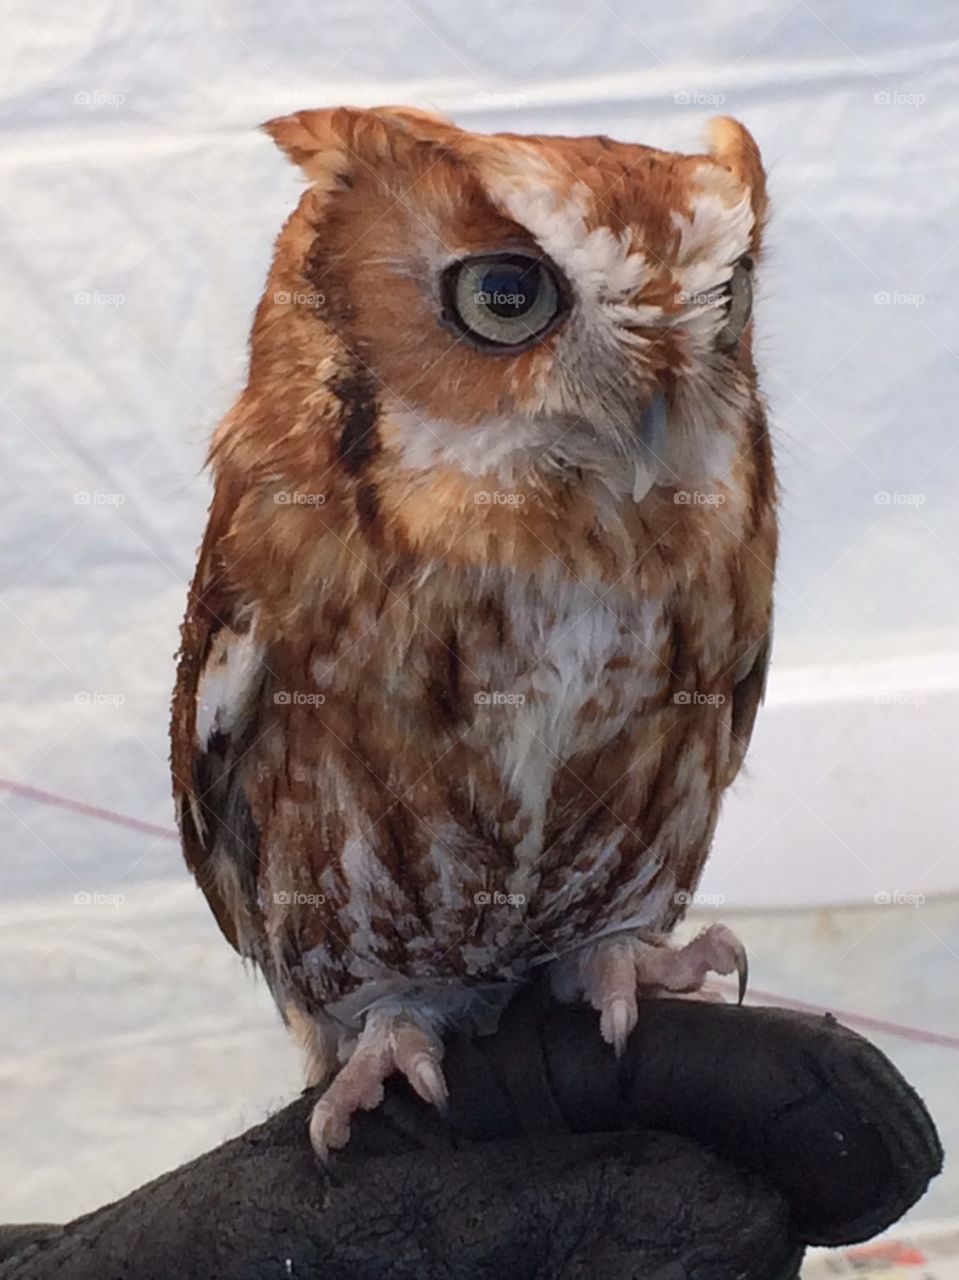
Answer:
[478,260,540,318]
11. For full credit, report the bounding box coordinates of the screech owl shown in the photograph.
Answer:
[171,106,776,1154]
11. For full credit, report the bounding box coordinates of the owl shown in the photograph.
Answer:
[171,106,776,1155]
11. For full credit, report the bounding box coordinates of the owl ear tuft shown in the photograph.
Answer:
[262,105,458,187]
[367,105,460,148]
[261,110,357,187]
[707,116,767,235]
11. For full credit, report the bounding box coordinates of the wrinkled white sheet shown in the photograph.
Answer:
[1,0,957,1226]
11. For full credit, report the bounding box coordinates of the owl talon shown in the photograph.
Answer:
[307,1009,447,1156]
[576,922,749,1054]
[733,938,749,1004]
[584,937,640,1058]
[407,1054,449,1111]
[602,996,637,1059]
[308,1099,351,1160]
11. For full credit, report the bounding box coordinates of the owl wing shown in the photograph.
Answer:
[171,485,268,953]
[722,631,771,788]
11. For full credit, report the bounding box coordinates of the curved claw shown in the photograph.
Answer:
[406,1053,450,1113]
[309,1099,350,1161]
[734,939,749,1005]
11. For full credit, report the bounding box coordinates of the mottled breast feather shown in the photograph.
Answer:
[170,106,777,1034]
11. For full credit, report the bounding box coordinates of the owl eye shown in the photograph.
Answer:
[715,257,754,352]
[442,253,565,350]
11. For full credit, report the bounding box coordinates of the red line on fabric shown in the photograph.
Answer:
[0,777,178,841]
[714,980,959,1050]
[4,775,958,1050]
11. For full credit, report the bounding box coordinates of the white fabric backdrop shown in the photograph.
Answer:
[1,0,957,1225]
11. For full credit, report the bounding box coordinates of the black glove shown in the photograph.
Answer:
[0,991,941,1280]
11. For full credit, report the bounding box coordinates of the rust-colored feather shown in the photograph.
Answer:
[170,106,777,1148]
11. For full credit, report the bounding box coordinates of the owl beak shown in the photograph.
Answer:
[631,394,669,503]
[638,393,668,461]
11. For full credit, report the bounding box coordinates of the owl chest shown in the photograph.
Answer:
[258,562,737,997]
[388,572,686,869]
[460,577,664,763]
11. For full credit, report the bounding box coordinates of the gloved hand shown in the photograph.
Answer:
[0,989,941,1280]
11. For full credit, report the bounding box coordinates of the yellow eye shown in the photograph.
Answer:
[716,258,754,352]
[442,253,565,351]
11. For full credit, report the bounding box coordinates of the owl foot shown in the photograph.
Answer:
[582,924,748,1058]
[308,1008,447,1158]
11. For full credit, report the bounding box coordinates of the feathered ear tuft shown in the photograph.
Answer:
[261,105,458,187]
[707,116,768,243]
[261,109,357,187]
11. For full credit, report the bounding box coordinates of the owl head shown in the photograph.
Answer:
[223,107,767,546]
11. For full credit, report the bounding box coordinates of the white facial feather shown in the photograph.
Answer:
[484,173,653,335]
[399,150,759,505]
